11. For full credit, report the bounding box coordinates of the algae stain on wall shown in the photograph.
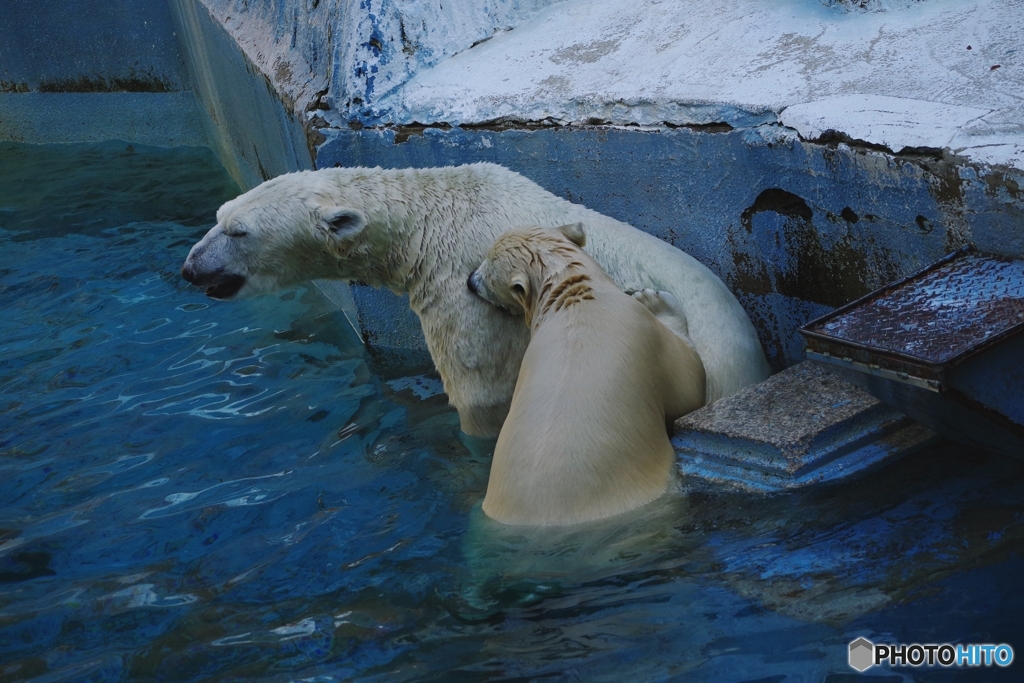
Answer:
[734,187,901,310]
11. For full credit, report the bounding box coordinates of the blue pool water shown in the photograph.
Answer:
[1,141,1023,682]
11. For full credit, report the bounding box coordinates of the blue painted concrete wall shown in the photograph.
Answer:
[0,0,189,93]
[0,92,207,147]
[0,0,206,146]
[318,125,1024,369]
[169,0,314,190]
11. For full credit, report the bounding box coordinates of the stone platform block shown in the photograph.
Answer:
[673,361,936,492]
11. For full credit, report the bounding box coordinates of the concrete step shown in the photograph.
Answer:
[673,361,935,491]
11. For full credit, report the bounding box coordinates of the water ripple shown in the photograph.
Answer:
[103,583,198,610]
[0,508,92,558]
[75,453,155,479]
[138,471,293,520]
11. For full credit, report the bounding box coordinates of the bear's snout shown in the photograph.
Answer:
[181,256,247,299]
[467,269,482,296]
[180,261,198,284]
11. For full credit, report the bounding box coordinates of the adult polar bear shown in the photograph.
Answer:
[181,163,770,436]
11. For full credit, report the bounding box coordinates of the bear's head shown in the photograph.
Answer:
[180,171,373,299]
[467,222,587,319]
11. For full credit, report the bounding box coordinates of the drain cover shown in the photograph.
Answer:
[801,248,1024,458]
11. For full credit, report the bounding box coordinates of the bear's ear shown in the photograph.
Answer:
[509,273,530,306]
[556,222,586,247]
[321,207,367,240]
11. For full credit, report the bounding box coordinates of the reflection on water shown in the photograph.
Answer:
[0,142,1022,682]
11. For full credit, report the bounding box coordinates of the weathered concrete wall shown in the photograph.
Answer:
[0,0,314,174]
[0,0,189,93]
[317,124,1024,368]
[0,0,206,146]
[169,0,314,190]
[0,92,206,147]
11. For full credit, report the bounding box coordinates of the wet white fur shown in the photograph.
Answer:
[183,163,769,436]
[472,224,706,525]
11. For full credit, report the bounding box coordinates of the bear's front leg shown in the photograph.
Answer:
[422,316,520,437]
[456,402,512,438]
[417,278,529,438]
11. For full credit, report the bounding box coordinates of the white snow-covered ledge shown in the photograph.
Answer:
[780,95,992,152]
[376,0,1024,170]
[780,94,1024,169]
[820,0,933,12]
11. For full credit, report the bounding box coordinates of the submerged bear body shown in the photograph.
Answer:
[469,224,706,525]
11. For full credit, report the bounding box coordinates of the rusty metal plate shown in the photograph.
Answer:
[801,249,1024,458]
[803,249,1024,368]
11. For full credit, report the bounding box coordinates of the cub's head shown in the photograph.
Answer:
[180,171,372,299]
[467,222,587,317]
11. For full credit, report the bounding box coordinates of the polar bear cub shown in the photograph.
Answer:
[467,223,706,526]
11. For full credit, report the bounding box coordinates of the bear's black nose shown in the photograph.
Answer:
[181,262,196,283]
[467,270,479,295]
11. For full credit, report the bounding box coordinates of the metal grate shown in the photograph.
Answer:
[805,250,1024,366]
